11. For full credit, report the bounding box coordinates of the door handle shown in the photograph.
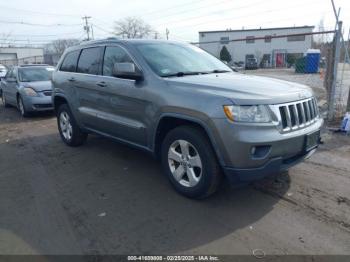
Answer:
[68,77,76,82]
[96,81,107,87]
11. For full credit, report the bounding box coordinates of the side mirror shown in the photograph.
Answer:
[113,63,143,81]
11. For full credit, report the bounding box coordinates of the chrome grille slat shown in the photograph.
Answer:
[270,98,319,133]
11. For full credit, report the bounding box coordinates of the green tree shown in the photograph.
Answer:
[220,46,232,63]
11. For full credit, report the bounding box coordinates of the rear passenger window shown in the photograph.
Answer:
[103,46,133,76]
[77,47,103,75]
[60,50,80,72]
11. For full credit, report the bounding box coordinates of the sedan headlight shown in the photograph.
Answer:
[23,87,38,97]
[223,105,271,123]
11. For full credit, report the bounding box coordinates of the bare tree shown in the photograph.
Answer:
[44,39,80,56]
[113,17,153,39]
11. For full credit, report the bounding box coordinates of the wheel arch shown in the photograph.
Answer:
[53,95,68,113]
[153,113,225,166]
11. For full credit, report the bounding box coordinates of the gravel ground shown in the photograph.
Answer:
[0,100,350,256]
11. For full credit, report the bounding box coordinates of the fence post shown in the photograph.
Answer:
[328,21,342,120]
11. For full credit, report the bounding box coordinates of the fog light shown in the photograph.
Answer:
[251,147,256,155]
[251,145,271,159]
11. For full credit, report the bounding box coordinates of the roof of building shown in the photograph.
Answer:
[199,26,315,34]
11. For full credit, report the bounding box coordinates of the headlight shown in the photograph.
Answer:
[23,87,38,97]
[223,105,271,123]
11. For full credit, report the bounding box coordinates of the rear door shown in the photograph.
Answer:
[73,46,105,130]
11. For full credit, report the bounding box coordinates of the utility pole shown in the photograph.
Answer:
[90,24,95,40]
[82,16,92,41]
[166,28,170,40]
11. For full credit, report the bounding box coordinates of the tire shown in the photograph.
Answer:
[2,92,10,108]
[161,126,222,199]
[17,96,29,117]
[57,103,87,147]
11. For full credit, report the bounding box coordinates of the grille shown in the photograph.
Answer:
[273,98,319,132]
[43,91,52,96]
[34,104,53,109]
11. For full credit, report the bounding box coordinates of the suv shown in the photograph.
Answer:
[52,39,323,199]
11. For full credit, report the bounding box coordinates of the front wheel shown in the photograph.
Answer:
[57,104,87,147]
[2,92,10,108]
[161,126,222,199]
[18,96,29,117]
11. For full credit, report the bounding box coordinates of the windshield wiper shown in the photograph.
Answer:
[162,71,209,77]
[207,69,231,74]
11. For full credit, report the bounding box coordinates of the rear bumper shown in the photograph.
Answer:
[223,148,316,183]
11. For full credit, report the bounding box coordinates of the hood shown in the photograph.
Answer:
[21,81,52,92]
[165,72,313,105]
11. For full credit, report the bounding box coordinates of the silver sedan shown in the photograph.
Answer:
[1,65,55,117]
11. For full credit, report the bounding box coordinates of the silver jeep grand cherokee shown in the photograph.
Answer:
[52,39,323,199]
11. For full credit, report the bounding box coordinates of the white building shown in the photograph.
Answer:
[199,26,314,67]
[0,47,44,66]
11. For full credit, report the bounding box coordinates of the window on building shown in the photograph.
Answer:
[287,35,306,42]
[220,37,229,44]
[103,46,133,77]
[264,35,272,43]
[77,47,103,75]
[60,50,80,72]
[246,36,255,44]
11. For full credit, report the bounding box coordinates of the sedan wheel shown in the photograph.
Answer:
[18,96,28,117]
[168,140,203,187]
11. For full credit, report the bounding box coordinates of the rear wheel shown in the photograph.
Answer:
[57,104,87,147]
[161,126,222,199]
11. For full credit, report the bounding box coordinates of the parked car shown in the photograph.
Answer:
[0,64,8,97]
[245,57,258,70]
[52,39,323,198]
[1,64,55,116]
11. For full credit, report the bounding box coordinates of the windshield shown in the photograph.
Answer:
[135,42,232,77]
[18,67,54,82]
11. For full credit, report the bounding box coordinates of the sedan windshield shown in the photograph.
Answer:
[18,67,54,82]
[135,42,232,77]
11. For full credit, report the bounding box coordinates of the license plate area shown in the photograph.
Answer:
[305,130,320,152]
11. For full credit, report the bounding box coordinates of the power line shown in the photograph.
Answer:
[0,4,80,17]
[0,19,83,27]
[163,0,322,30]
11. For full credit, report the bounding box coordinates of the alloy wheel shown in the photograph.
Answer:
[59,111,73,141]
[168,139,203,187]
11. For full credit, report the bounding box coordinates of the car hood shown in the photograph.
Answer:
[21,81,52,92]
[165,72,313,105]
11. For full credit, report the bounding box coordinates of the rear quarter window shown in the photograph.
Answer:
[60,50,80,72]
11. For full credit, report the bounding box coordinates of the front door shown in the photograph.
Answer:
[276,53,284,67]
[96,45,148,146]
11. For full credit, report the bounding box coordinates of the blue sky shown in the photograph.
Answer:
[0,0,349,45]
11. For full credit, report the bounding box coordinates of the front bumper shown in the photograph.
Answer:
[22,95,54,112]
[223,148,316,183]
[212,117,323,183]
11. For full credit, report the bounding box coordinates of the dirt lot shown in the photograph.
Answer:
[0,99,350,256]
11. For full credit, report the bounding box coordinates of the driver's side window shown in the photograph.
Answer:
[103,46,133,77]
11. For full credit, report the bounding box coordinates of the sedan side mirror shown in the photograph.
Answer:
[113,63,143,81]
